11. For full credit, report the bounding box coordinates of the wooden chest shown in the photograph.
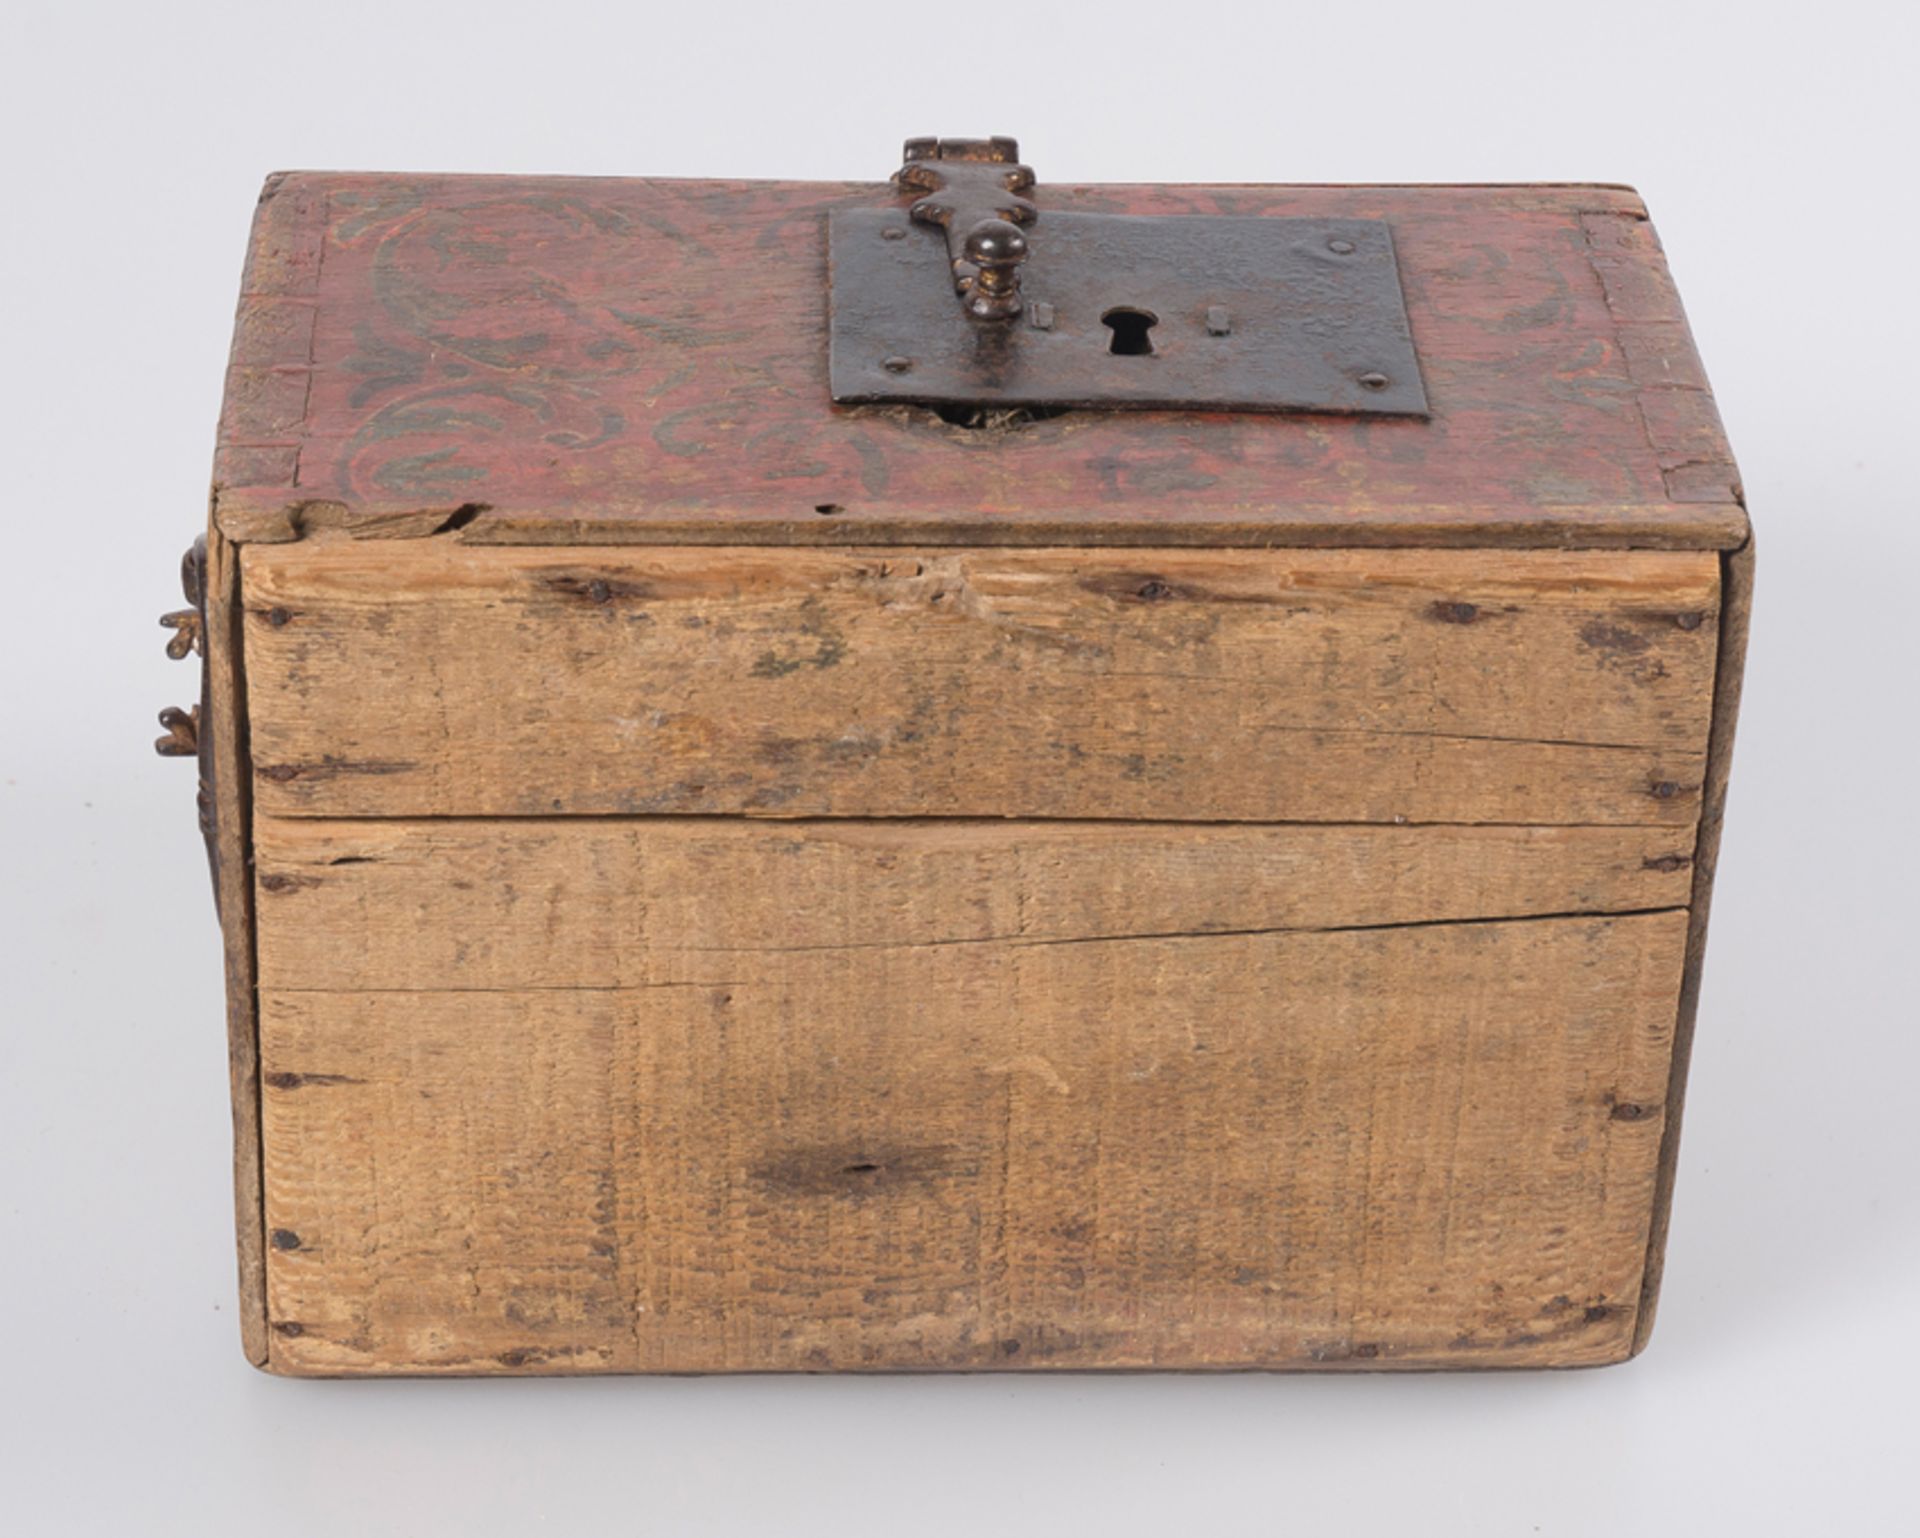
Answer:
[167,140,1750,1374]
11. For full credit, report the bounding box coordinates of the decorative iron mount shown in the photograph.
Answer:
[829,137,1429,417]
[155,536,221,913]
[894,137,1037,320]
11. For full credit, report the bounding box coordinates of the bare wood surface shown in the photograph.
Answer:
[259,907,1687,1374]
[241,544,1719,823]
[1632,535,1755,1353]
[254,816,1696,991]
[205,524,268,1365]
[209,175,1745,551]
[208,172,1748,1375]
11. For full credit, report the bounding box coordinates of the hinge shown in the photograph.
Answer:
[155,535,220,914]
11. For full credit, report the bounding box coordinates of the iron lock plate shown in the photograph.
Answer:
[828,200,1429,418]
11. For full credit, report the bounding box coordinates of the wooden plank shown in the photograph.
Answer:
[241,544,1719,823]
[205,524,268,1366]
[258,909,1687,1374]
[253,816,1697,992]
[1632,535,1755,1353]
[209,175,1747,552]
[1581,211,1742,509]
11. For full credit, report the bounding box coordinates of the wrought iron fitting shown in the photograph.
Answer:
[894,137,1036,321]
[153,535,222,914]
[160,608,203,659]
[834,135,1430,417]
[155,704,200,757]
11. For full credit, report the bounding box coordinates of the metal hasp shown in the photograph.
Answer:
[830,137,1429,417]
[895,136,1036,320]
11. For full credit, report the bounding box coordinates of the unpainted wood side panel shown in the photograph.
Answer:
[260,910,1686,1374]
[206,524,268,1365]
[253,816,1696,991]
[1633,536,1755,1352]
[242,544,1719,823]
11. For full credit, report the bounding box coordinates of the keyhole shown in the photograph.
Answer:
[1102,307,1158,356]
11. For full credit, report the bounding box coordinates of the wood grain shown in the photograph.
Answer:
[241,543,1719,823]
[1633,535,1755,1353]
[253,816,1696,991]
[209,175,1746,551]
[205,524,268,1365]
[259,908,1687,1374]
[204,167,1750,1375]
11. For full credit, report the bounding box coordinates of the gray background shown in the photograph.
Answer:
[4,2,1913,1532]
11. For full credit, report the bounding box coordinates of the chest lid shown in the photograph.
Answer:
[213,137,1744,551]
